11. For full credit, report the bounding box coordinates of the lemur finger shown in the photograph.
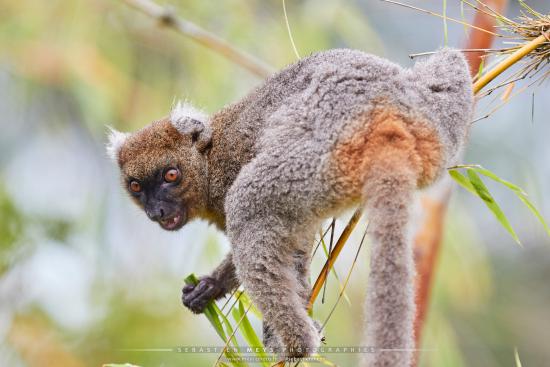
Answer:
[182,284,196,294]
[182,278,221,312]
[185,287,218,313]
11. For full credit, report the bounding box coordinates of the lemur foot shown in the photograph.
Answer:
[182,276,222,314]
[281,320,321,359]
[264,319,324,358]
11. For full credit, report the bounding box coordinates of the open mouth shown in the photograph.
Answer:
[159,211,186,231]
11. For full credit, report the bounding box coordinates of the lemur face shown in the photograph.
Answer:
[107,112,211,231]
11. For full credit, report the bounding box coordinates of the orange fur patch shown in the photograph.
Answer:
[333,105,442,195]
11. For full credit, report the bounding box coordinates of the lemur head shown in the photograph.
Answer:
[107,102,212,231]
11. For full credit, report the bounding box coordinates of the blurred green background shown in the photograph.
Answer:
[0,0,549,366]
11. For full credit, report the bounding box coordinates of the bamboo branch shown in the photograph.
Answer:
[473,31,550,93]
[307,209,362,312]
[120,0,274,78]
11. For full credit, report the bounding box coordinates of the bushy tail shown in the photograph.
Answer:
[362,149,417,367]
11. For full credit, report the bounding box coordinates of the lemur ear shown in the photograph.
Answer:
[170,101,212,153]
[413,48,470,93]
[106,126,129,162]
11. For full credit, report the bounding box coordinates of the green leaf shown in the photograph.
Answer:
[455,165,527,195]
[184,274,227,341]
[213,303,240,350]
[477,58,485,79]
[466,170,521,245]
[514,347,523,367]
[517,194,550,238]
[185,274,248,367]
[451,165,550,238]
[448,169,477,195]
[232,301,271,367]
[234,291,262,319]
[470,166,550,237]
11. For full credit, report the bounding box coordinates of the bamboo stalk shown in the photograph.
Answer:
[307,209,362,312]
[473,32,549,93]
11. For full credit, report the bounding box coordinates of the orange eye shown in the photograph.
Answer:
[164,168,180,183]
[129,180,141,193]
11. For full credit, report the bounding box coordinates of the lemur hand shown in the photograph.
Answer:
[182,276,223,314]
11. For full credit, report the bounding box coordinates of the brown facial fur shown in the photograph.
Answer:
[118,118,210,223]
[333,104,443,197]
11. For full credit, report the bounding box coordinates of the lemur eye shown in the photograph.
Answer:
[164,168,180,183]
[129,180,141,193]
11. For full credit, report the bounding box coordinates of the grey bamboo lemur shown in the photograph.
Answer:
[107,48,473,366]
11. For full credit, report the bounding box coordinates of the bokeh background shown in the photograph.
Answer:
[1,0,549,366]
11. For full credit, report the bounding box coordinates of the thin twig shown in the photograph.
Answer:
[321,218,336,303]
[120,0,274,78]
[379,0,505,38]
[282,0,300,59]
[410,48,504,58]
[214,302,254,367]
[223,288,245,320]
[219,286,240,313]
[320,223,368,331]
[312,221,334,258]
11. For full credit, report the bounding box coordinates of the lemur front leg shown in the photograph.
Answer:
[182,252,239,313]
[228,218,320,359]
[263,247,316,351]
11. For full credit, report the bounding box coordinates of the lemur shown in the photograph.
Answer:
[107,48,473,367]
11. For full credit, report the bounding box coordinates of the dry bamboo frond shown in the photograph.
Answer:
[470,1,550,91]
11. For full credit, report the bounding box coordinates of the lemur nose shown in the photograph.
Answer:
[146,206,166,221]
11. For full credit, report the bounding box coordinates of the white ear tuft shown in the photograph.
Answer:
[170,100,208,124]
[106,126,129,161]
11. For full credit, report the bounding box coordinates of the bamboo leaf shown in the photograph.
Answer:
[466,170,521,245]
[470,166,550,236]
[234,291,262,319]
[184,274,248,367]
[213,303,240,350]
[184,274,227,340]
[517,195,550,237]
[477,58,485,79]
[448,169,477,195]
[456,165,527,195]
[514,347,523,367]
[231,301,271,367]
[451,165,550,238]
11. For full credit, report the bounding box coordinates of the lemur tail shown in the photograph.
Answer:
[362,147,418,367]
